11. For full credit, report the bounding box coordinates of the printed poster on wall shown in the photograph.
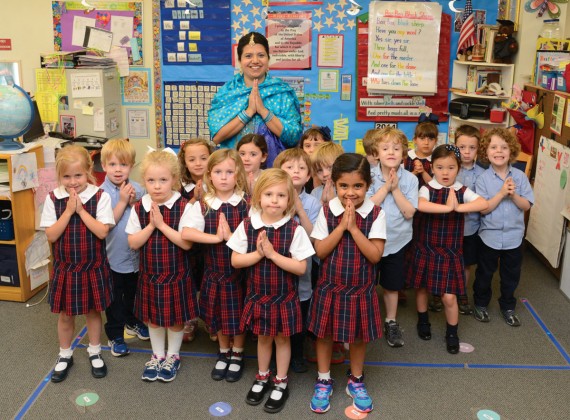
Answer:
[367,1,442,95]
[266,11,312,70]
[526,137,569,268]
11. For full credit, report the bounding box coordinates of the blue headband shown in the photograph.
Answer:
[418,113,439,125]
[319,126,332,141]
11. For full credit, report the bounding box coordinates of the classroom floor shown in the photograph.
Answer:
[3,245,570,420]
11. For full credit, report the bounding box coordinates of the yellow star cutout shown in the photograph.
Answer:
[346,19,356,30]
[232,5,242,15]
[232,21,241,31]
[313,21,323,32]
[338,0,348,7]
[242,0,252,6]
[251,6,261,17]
[241,28,249,37]
[335,22,345,32]
[240,14,249,25]
[253,19,262,30]
[314,8,324,19]
[337,10,346,20]
[326,3,336,14]
[324,16,334,28]
[233,33,242,44]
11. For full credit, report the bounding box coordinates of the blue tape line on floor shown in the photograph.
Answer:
[521,298,570,365]
[14,325,88,420]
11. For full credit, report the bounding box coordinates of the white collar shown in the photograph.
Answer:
[408,149,432,162]
[141,191,181,211]
[427,179,464,190]
[250,211,291,229]
[205,192,244,210]
[328,196,375,218]
[54,184,98,202]
[183,181,195,193]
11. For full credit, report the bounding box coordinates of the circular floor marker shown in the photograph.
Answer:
[209,402,232,417]
[344,406,368,419]
[459,342,475,353]
[75,392,99,407]
[477,409,501,420]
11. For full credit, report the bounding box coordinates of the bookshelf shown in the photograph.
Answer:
[449,60,514,141]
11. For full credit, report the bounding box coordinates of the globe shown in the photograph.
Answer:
[0,84,34,150]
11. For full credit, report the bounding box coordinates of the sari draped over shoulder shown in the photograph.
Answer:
[208,73,302,165]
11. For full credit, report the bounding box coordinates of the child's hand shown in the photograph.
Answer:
[256,230,265,257]
[218,213,232,241]
[71,190,84,214]
[505,177,516,196]
[388,168,399,191]
[150,202,165,229]
[345,199,358,233]
[322,179,335,204]
[119,181,134,204]
[194,180,203,201]
[259,230,276,259]
[500,178,513,197]
[65,190,77,215]
[294,193,303,216]
[446,188,458,211]
[413,159,424,175]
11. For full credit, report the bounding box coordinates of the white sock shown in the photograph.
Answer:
[385,318,396,323]
[87,343,104,368]
[55,348,73,371]
[166,328,184,358]
[318,371,331,381]
[269,376,288,400]
[251,370,270,393]
[231,347,244,359]
[149,326,166,359]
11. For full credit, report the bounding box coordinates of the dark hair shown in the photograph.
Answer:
[298,126,332,148]
[237,32,270,60]
[431,144,461,166]
[414,122,438,139]
[237,134,268,156]
[454,124,481,142]
[332,153,372,186]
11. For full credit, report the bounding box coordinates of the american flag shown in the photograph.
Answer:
[457,0,477,54]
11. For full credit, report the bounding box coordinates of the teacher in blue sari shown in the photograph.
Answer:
[208,32,302,167]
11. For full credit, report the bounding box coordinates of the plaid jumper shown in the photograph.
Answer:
[199,198,249,335]
[307,205,383,343]
[48,190,112,316]
[404,155,432,189]
[134,196,198,327]
[240,217,302,337]
[406,185,467,295]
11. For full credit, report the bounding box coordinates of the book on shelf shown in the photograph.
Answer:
[484,27,497,63]
[475,67,502,91]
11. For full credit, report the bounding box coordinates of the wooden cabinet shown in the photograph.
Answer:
[449,60,515,141]
[0,145,46,302]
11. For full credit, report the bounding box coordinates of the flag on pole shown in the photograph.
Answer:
[457,0,477,54]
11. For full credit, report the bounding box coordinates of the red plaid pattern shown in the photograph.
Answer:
[48,190,112,316]
[199,198,249,335]
[307,205,383,343]
[239,217,302,337]
[404,155,432,189]
[406,186,467,295]
[180,185,195,201]
[134,196,199,327]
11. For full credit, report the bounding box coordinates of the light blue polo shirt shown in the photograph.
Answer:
[476,165,534,250]
[296,189,321,302]
[366,164,418,256]
[101,177,145,273]
[458,163,486,236]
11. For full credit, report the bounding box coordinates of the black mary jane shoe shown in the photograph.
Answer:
[211,352,230,381]
[263,385,289,414]
[246,379,271,406]
[225,358,244,383]
[51,356,74,383]
[446,334,460,354]
[89,354,107,379]
[417,322,432,340]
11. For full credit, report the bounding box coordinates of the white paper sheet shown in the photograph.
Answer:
[72,16,96,47]
[110,15,134,46]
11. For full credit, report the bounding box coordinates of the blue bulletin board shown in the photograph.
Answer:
[152,0,499,151]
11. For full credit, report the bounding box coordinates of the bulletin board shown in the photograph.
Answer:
[52,1,144,65]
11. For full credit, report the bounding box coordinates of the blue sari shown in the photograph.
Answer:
[208,73,302,166]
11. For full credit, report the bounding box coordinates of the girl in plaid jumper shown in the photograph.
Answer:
[126,151,198,383]
[177,138,214,343]
[227,169,314,414]
[407,145,487,354]
[182,149,250,383]
[307,153,386,414]
[40,146,115,383]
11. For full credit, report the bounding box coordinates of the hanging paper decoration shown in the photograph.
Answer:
[524,0,568,19]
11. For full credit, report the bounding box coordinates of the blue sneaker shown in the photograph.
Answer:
[125,323,150,341]
[108,337,130,357]
[346,380,373,413]
[157,355,181,382]
[141,355,163,382]
[310,380,334,413]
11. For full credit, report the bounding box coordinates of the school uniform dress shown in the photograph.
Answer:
[180,181,206,289]
[186,192,249,335]
[473,166,534,311]
[226,213,314,337]
[125,192,198,327]
[307,197,386,343]
[407,180,480,296]
[404,149,432,189]
[40,185,115,316]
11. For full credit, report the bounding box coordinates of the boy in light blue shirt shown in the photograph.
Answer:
[275,148,321,373]
[366,128,418,347]
[101,139,148,356]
